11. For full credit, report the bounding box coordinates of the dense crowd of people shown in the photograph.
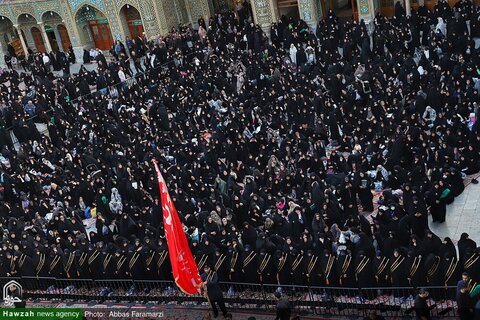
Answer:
[0,0,479,315]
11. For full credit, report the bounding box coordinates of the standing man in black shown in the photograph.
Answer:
[414,288,431,320]
[274,292,292,320]
[200,264,231,319]
[457,273,475,320]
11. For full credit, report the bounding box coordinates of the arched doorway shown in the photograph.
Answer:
[57,25,72,52]
[31,27,46,53]
[18,13,41,53]
[319,0,357,20]
[44,25,59,51]
[75,5,113,50]
[277,0,300,20]
[119,4,144,39]
[42,11,65,52]
[213,0,233,13]
[0,16,23,57]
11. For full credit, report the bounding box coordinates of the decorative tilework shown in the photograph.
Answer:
[115,0,139,15]
[152,0,169,34]
[359,0,369,14]
[136,0,161,37]
[0,0,213,45]
[188,0,210,22]
[298,0,317,23]
[303,10,311,20]
[0,6,14,23]
[176,0,189,24]
[163,0,177,29]
[69,0,105,13]
[12,4,37,22]
[252,0,273,27]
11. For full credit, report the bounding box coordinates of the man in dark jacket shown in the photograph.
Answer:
[457,274,475,320]
[414,288,431,320]
[274,292,291,320]
[201,264,230,318]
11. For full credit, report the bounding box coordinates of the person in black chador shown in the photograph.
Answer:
[429,182,447,223]
[302,250,320,287]
[290,249,304,287]
[337,250,355,289]
[423,253,443,299]
[213,249,228,282]
[405,250,424,289]
[355,250,374,290]
[257,249,274,285]
[319,249,338,287]
[373,251,389,288]
[354,171,374,212]
[389,249,408,295]
[241,245,257,283]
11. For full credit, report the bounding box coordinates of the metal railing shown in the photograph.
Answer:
[0,277,460,318]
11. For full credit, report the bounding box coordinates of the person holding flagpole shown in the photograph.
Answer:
[153,160,231,318]
[200,264,231,319]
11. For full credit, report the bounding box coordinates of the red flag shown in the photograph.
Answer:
[153,161,202,294]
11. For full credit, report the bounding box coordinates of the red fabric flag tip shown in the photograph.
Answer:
[153,160,201,295]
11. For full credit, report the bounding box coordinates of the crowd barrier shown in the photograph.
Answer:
[0,277,460,318]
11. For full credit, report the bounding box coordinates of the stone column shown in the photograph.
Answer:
[138,0,163,39]
[187,0,212,28]
[37,22,53,53]
[357,0,375,24]
[53,25,64,51]
[298,0,319,30]
[152,0,171,35]
[59,0,89,61]
[0,42,6,66]
[405,0,411,16]
[173,0,182,25]
[251,0,277,34]
[24,27,36,51]
[13,24,29,57]
[184,0,194,27]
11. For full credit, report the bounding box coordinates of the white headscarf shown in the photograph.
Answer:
[109,188,123,214]
[435,17,446,36]
[289,44,297,65]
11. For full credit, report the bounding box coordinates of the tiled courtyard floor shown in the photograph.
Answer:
[429,175,480,244]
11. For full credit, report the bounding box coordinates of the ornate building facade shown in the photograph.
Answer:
[0,0,212,61]
[0,0,470,62]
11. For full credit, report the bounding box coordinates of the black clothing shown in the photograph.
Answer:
[275,298,292,320]
[414,294,431,320]
[201,270,228,317]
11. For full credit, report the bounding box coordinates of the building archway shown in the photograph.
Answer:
[0,16,24,57]
[41,11,65,52]
[119,4,144,40]
[57,25,72,52]
[44,24,59,51]
[75,4,113,50]
[31,26,46,53]
[277,0,300,20]
[319,0,357,20]
[18,13,41,53]
[213,0,233,13]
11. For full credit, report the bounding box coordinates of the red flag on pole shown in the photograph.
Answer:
[153,160,202,294]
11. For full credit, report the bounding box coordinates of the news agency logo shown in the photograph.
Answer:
[3,280,23,307]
